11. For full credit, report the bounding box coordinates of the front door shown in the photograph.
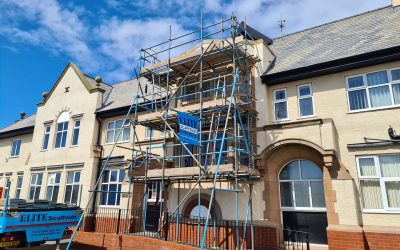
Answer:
[279,160,328,244]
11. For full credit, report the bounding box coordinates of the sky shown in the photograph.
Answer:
[0,0,388,128]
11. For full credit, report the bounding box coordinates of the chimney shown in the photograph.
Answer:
[20,112,26,120]
[393,0,400,7]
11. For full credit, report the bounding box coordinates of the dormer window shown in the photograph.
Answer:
[55,111,69,148]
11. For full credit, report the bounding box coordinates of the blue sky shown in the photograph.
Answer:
[0,0,387,128]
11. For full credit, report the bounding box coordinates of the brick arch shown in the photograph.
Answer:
[182,194,222,219]
[260,141,338,227]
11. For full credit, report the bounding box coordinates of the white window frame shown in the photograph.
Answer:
[297,84,315,118]
[64,171,81,205]
[28,173,43,201]
[279,160,326,212]
[145,128,154,139]
[15,175,23,199]
[346,67,400,112]
[72,119,80,146]
[273,88,289,121]
[356,154,400,213]
[106,119,130,144]
[46,172,61,202]
[10,139,22,157]
[148,181,163,202]
[42,125,51,150]
[55,121,68,148]
[99,169,125,208]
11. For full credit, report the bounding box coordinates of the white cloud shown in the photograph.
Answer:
[0,0,389,83]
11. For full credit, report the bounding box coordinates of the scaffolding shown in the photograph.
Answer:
[68,15,261,250]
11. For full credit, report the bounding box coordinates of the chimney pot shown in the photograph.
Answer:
[20,112,26,119]
[42,92,49,100]
[95,76,102,87]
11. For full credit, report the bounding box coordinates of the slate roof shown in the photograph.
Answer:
[96,77,165,114]
[0,114,36,134]
[265,5,400,75]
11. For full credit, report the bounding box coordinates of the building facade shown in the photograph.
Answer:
[1,3,400,249]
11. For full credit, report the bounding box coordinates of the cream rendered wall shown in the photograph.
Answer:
[28,66,103,208]
[166,180,265,220]
[262,60,400,227]
[0,133,33,199]
[99,113,166,210]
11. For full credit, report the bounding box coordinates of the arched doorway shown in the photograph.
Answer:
[279,160,328,244]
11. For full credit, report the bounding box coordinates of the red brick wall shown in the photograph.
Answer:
[365,232,400,250]
[327,230,367,250]
[328,229,400,250]
[167,222,278,250]
[74,231,199,250]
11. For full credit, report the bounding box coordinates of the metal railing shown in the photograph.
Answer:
[283,229,311,250]
[81,207,279,249]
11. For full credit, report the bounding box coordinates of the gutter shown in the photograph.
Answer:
[262,45,400,85]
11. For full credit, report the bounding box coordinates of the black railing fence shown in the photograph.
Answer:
[283,229,311,250]
[81,207,310,250]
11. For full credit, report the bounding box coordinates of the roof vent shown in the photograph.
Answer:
[20,112,26,120]
[42,92,49,101]
[393,0,400,7]
[95,76,102,87]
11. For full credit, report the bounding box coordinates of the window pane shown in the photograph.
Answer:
[43,134,49,150]
[360,180,383,209]
[311,181,325,207]
[64,186,72,203]
[275,102,288,120]
[108,184,118,205]
[280,161,300,180]
[108,122,115,130]
[75,120,80,127]
[119,170,125,182]
[294,182,310,207]
[122,127,130,141]
[110,170,118,182]
[299,85,311,96]
[37,174,43,184]
[71,185,79,204]
[392,69,400,81]
[299,97,314,117]
[55,173,61,183]
[46,187,53,201]
[115,120,123,129]
[275,90,286,100]
[348,89,368,110]
[379,155,400,177]
[300,160,322,179]
[280,182,293,207]
[34,187,41,200]
[61,131,67,147]
[55,133,62,148]
[348,76,364,88]
[29,187,35,200]
[73,128,79,145]
[107,130,114,143]
[367,71,388,86]
[385,182,400,208]
[74,172,81,183]
[359,158,376,176]
[52,186,59,203]
[67,172,74,184]
[393,83,400,105]
[369,86,391,108]
[100,185,108,205]
[31,174,37,184]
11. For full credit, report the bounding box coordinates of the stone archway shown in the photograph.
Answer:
[259,139,338,232]
[182,194,222,219]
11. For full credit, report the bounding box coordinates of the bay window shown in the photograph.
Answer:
[346,68,400,111]
[357,155,400,212]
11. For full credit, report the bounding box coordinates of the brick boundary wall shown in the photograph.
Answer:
[327,226,400,250]
[74,231,199,250]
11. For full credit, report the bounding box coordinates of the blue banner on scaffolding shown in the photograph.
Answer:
[178,112,199,146]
